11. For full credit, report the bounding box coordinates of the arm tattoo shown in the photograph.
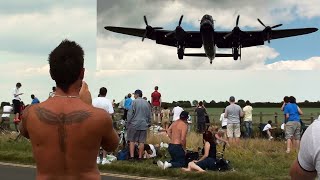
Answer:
[34,107,92,153]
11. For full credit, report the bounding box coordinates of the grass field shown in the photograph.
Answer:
[0,131,297,180]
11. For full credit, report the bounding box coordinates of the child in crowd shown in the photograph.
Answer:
[263,120,277,140]
[208,126,229,146]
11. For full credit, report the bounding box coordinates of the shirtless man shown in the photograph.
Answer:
[19,40,119,180]
[157,111,188,169]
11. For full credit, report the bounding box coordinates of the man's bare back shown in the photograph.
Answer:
[167,119,187,148]
[20,97,119,180]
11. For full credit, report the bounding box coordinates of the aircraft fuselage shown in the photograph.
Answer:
[200,14,215,60]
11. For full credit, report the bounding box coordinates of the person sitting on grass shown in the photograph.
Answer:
[182,131,217,172]
[157,111,188,170]
[143,144,157,159]
[263,120,277,140]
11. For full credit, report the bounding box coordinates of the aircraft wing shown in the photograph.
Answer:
[105,26,203,48]
[215,28,318,48]
[184,53,233,57]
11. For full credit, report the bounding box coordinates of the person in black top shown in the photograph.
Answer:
[195,101,207,133]
[182,131,217,172]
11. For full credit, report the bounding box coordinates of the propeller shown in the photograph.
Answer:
[164,15,185,38]
[142,15,163,42]
[257,18,282,43]
[223,15,242,39]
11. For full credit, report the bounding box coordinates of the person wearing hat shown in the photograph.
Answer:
[224,96,243,145]
[157,111,189,169]
[127,89,152,160]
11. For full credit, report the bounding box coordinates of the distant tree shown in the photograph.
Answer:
[192,100,198,106]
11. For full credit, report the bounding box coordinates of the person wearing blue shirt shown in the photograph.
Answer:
[31,94,40,104]
[284,96,303,153]
[124,93,133,120]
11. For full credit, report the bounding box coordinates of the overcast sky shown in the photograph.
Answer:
[1,1,320,104]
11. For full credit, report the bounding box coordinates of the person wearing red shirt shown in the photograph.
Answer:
[151,86,162,124]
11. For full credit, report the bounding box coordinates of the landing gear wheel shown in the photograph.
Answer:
[210,60,213,64]
[233,48,239,61]
[178,47,184,60]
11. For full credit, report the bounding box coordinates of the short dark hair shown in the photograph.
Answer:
[16,83,21,88]
[31,94,35,99]
[283,96,289,103]
[246,100,251,105]
[155,86,158,90]
[229,96,235,102]
[48,39,84,92]
[128,93,131,98]
[199,101,203,106]
[268,120,272,124]
[164,104,168,109]
[289,96,296,103]
[144,144,151,151]
[99,87,107,96]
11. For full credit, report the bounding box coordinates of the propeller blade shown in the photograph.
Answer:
[271,24,282,29]
[144,15,148,26]
[142,30,147,41]
[165,31,175,38]
[257,18,266,27]
[236,15,240,27]
[179,15,184,26]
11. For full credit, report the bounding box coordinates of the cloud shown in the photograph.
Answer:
[264,57,320,70]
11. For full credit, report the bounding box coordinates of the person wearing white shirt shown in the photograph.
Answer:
[220,109,228,129]
[263,120,276,140]
[12,82,23,122]
[143,144,157,159]
[172,104,184,122]
[92,87,114,165]
[1,104,13,130]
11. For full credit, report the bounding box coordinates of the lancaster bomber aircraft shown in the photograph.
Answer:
[105,14,318,64]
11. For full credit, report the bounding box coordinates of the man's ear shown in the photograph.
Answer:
[49,69,55,80]
[79,68,85,80]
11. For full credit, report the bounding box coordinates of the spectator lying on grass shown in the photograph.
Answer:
[182,131,217,172]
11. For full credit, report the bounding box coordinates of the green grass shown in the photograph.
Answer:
[0,133,296,180]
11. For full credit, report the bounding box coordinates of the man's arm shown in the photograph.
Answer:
[298,106,303,115]
[101,113,119,152]
[19,106,31,139]
[224,108,228,118]
[79,81,92,105]
[181,124,187,150]
[290,159,317,180]
[281,102,286,111]
[167,124,173,138]
[127,101,134,124]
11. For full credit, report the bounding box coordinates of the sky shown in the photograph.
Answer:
[1,1,320,105]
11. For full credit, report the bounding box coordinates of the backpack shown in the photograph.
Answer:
[185,150,199,165]
[117,148,129,160]
[215,158,231,171]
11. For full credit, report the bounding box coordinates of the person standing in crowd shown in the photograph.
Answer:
[289,118,319,179]
[219,109,228,137]
[124,93,132,120]
[31,94,40,105]
[1,103,13,130]
[12,82,23,123]
[225,96,243,145]
[127,89,151,160]
[157,111,189,169]
[161,105,170,131]
[19,40,119,180]
[243,100,253,138]
[151,86,162,125]
[92,87,115,165]
[48,86,56,98]
[195,101,207,133]
[284,96,303,153]
[172,103,184,122]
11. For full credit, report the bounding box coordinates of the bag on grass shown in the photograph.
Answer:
[215,158,231,171]
[185,150,199,165]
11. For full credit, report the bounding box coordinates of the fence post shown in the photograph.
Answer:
[259,112,263,123]
[274,112,278,125]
